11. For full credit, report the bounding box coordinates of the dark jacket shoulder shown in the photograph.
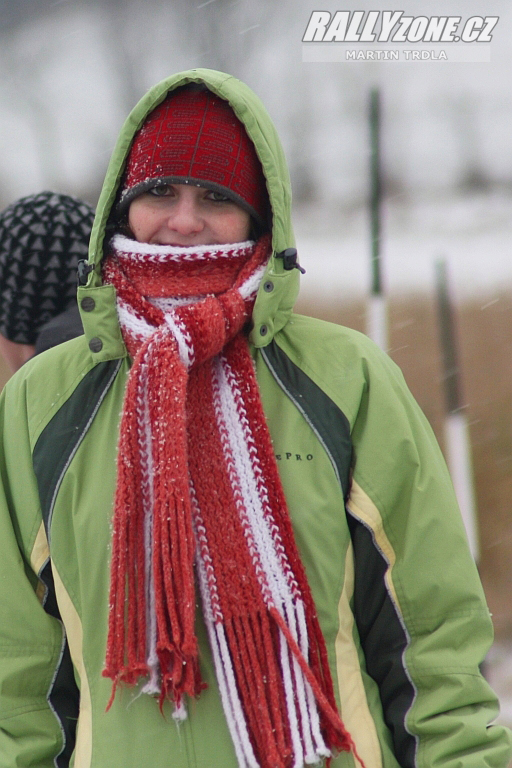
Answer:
[34,303,83,355]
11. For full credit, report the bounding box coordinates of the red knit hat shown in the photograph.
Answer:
[118,86,268,227]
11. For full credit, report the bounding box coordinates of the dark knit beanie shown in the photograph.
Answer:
[117,86,268,226]
[0,191,95,344]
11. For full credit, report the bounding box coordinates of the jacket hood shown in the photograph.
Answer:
[79,69,300,357]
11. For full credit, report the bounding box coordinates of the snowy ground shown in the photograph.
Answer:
[293,190,512,302]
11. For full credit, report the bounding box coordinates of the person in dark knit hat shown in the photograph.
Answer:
[0,191,94,372]
[0,70,509,768]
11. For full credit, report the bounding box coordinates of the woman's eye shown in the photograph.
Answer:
[149,185,172,197]
[207,190,230,203]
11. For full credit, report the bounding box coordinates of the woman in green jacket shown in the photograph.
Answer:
[0,69,509,768]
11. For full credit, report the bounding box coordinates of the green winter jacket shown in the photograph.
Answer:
[0,69,510,768]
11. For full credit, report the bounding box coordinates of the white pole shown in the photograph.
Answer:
[444,412,479,561]
[435,259,479,561]
[367,293,387,351]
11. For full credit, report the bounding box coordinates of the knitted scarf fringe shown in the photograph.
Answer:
[102,234,359,768]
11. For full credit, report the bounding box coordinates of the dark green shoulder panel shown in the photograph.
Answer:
[33,359,122,538]
[261,340,353,499]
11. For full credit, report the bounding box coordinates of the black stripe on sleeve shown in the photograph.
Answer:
[39,559,79,768]
[346,511,417,767]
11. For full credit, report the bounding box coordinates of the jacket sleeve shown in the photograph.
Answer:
[0,379,72,767]
[345,342,512,768]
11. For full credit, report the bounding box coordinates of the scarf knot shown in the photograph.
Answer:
[101,234,357,768]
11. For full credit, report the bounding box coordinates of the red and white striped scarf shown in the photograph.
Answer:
[102,233,355,768]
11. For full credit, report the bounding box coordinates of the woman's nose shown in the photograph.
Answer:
[167,195,204,235]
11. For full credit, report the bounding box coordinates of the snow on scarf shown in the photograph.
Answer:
[101,233,356,768]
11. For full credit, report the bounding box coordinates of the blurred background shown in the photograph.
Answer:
[1,0,511,731]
